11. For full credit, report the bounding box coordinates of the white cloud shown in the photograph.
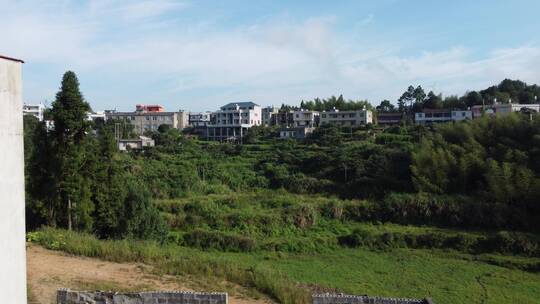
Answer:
[0,1,539,110]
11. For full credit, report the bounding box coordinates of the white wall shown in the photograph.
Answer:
[0,57,27,303]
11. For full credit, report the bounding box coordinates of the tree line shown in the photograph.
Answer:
[25,72,166,240]
[24,72,540,241]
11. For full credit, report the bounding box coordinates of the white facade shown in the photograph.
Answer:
[494,103,540,116]
[0,55,27,303]
[207,102,262,141]
[472,103,540,118]
[23,102,45,121]
[320,109,373,126]
[86,111,106,122]
[415,109,472,124]
[293,110,319,127]
[210,102,262,127]
[118,136,155,151]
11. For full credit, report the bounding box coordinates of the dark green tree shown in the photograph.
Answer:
[376,100,395,112]
[50,71,93,231]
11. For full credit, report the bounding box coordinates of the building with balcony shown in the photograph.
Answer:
[262,106,279,126]
[293,110,319,127]
[207,102,262,141]
[415,109,472,124]
[105,104,188,134]
[189,112,212,127]
[23,102,45,121]
[320,108,373,126]
[86,111,106,122]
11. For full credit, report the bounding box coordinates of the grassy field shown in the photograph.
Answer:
[28,228,540,304]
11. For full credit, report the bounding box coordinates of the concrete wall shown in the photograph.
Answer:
[57,290,228,304]
[312,293,432,304]
[0,57,26,303]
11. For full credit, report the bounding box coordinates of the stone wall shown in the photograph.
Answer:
[57,289,228,304]
[312,293,434,304]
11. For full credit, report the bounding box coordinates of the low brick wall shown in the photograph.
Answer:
[312,293,433,304]
[57,289,228,304]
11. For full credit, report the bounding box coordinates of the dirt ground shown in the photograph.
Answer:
[26,244,273,304]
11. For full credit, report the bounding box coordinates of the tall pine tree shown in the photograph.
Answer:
[50,71,93,231]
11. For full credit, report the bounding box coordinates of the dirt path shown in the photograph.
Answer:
[27,244,273,304]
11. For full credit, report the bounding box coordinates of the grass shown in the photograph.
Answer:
[29,227,540,304]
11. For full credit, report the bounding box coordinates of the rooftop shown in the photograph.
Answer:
[220,102,259,109]
[0,55,24,63]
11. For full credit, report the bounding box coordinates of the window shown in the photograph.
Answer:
[462,112,466,117]
[349,113,356,118]
[146,116,150,120]
[322,114,326,118]
[296,114,299,118]
[152,116,157,121]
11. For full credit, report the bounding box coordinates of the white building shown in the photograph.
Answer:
[188,112,212,127]
[86,111,106,122]
[293,110,319,127]
[320,108,373,126]
[207,102,262,141]
[118,136,155,151]
[471,103,540,118]
[23,102,45,121]
[106,105,189,134]
[415,109,472,124]
[0,54,27,303]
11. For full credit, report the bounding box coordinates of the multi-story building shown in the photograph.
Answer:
[320,108,373,126]
[472,103,540,118]
[414,109,472,124]
[106,104,188,134]
[86,111,106,122]
[262,106,279,126]
[207,102,262,141]
[271,110,294,127]
[23,102,45,121]
[293,109,319,127]
[188,112,212,127]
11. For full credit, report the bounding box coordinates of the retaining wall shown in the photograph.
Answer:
[312,293,433,304]
[57,289,228,304]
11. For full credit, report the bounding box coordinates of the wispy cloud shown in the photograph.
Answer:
[0,1,539,110]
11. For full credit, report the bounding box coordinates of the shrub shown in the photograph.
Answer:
[183,229,256,252]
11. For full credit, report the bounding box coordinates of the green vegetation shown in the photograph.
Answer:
[23,74,540,303]
[28,228,540,304]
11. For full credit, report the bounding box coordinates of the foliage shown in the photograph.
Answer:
[25,71,167,240]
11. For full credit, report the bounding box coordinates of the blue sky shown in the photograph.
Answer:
[2,0,540,112]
